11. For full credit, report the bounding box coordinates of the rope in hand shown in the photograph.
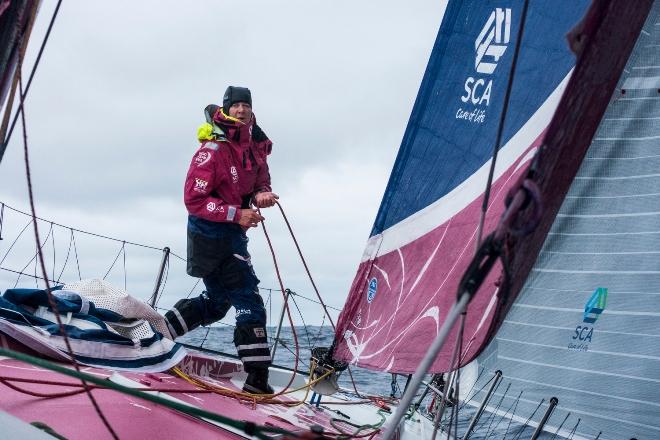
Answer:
[254,202,302,397]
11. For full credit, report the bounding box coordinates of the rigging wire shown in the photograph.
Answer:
[474,0,531,248]
[0,202,4,240]
[458,366,486,411]
[472,377,504,435]
[33,242,38,288]
[549,412,571,440]
[199,326,211,349]
[17,61,119,439]
[14,219,53,287]
[122,239,127,290]
[289,288,341,312]
[484,383,517,439]
[260,286,342,312]
[267,288,272,327]
[56,229,73,283]
[289,292,313,349]
[482,382,510,438]
[102,241,126,280]
[0,202,187,260]
[502,391,523,440]
[71,229,82,280]
[184,278,202,299]
[311,313,327,351]
[0,218,33,266]
[156,252,170,304]
[0,265,63,285]
[51,223,56,282]
[511,399,544,440]
[567,418,581,440]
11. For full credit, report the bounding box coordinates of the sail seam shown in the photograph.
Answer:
[531,268,660,275]
[525,286,660,295]
[503,319,660,338]
[500,373,660,416]
[548,230,660,236]
[513,303,660,316]
[498,355,660,383]
[542,250,660,255]
[497,337,660,361]
[574,173,660,180]
[557,211,660,218]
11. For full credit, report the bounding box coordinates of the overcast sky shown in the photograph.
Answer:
[0,0,448,326]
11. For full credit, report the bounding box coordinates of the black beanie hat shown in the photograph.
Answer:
[223,86,252,113]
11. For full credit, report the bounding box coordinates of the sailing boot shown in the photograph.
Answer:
[234,323,273,394]
[243,367,274,395]
[164,292,231,339]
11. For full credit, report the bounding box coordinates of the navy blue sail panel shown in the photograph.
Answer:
[371,0,590,236]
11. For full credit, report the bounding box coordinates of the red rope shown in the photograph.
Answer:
[274,202,368,397]
[0,375,217,396]
[257,207,301,396]
[0,377,92,398]
[275,202,336,329]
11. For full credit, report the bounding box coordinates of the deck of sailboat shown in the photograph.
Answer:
[0,335,434,439]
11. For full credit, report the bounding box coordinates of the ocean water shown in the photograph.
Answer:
[178,325,398,397]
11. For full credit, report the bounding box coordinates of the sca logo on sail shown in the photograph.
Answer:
[567,287,607,352]
[456,8,511,125]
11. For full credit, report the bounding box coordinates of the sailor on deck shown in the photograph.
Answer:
[164,86,278,394]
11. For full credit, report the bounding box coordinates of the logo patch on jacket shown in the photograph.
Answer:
[253,327,266,338]
[194,178,208,193]
[194,151,212,167]
[206,202,225,214]
[230,166,239,183]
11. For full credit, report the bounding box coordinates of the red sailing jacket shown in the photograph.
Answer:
[184,109,272,224]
